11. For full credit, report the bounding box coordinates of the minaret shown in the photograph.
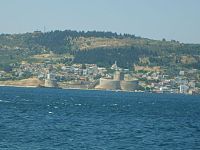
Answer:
[111,61,118,70]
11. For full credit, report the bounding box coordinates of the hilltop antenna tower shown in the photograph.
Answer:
[43,26,46,33]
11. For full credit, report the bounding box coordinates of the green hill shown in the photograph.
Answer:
[0,30,200,72]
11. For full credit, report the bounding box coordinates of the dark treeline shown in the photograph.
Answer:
[38,30,137,39]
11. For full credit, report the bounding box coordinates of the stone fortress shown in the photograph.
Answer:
[96,70,139,91]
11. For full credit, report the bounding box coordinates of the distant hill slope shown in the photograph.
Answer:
[0,30,200,71]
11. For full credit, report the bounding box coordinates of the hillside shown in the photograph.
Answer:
[0,30,200,73]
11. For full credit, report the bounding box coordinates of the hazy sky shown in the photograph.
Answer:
[0,0,200,43]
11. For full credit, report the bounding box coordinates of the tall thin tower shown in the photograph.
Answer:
[43,26,46,33]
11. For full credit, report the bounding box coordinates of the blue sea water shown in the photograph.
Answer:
[0,87,200,150]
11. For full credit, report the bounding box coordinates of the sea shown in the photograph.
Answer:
[0,86,200,150]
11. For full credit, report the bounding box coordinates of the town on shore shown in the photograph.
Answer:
[0,60,200,95]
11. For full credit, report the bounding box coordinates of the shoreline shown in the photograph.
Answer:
[0,84,38,88]
[0,84,198,96]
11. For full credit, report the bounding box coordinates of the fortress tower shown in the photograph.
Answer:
[44,72,58,88]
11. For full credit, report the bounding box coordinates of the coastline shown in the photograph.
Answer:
[0,77,44,88]
[0,84,38,88]
[0,83,137,92]
[0,84,197,96]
